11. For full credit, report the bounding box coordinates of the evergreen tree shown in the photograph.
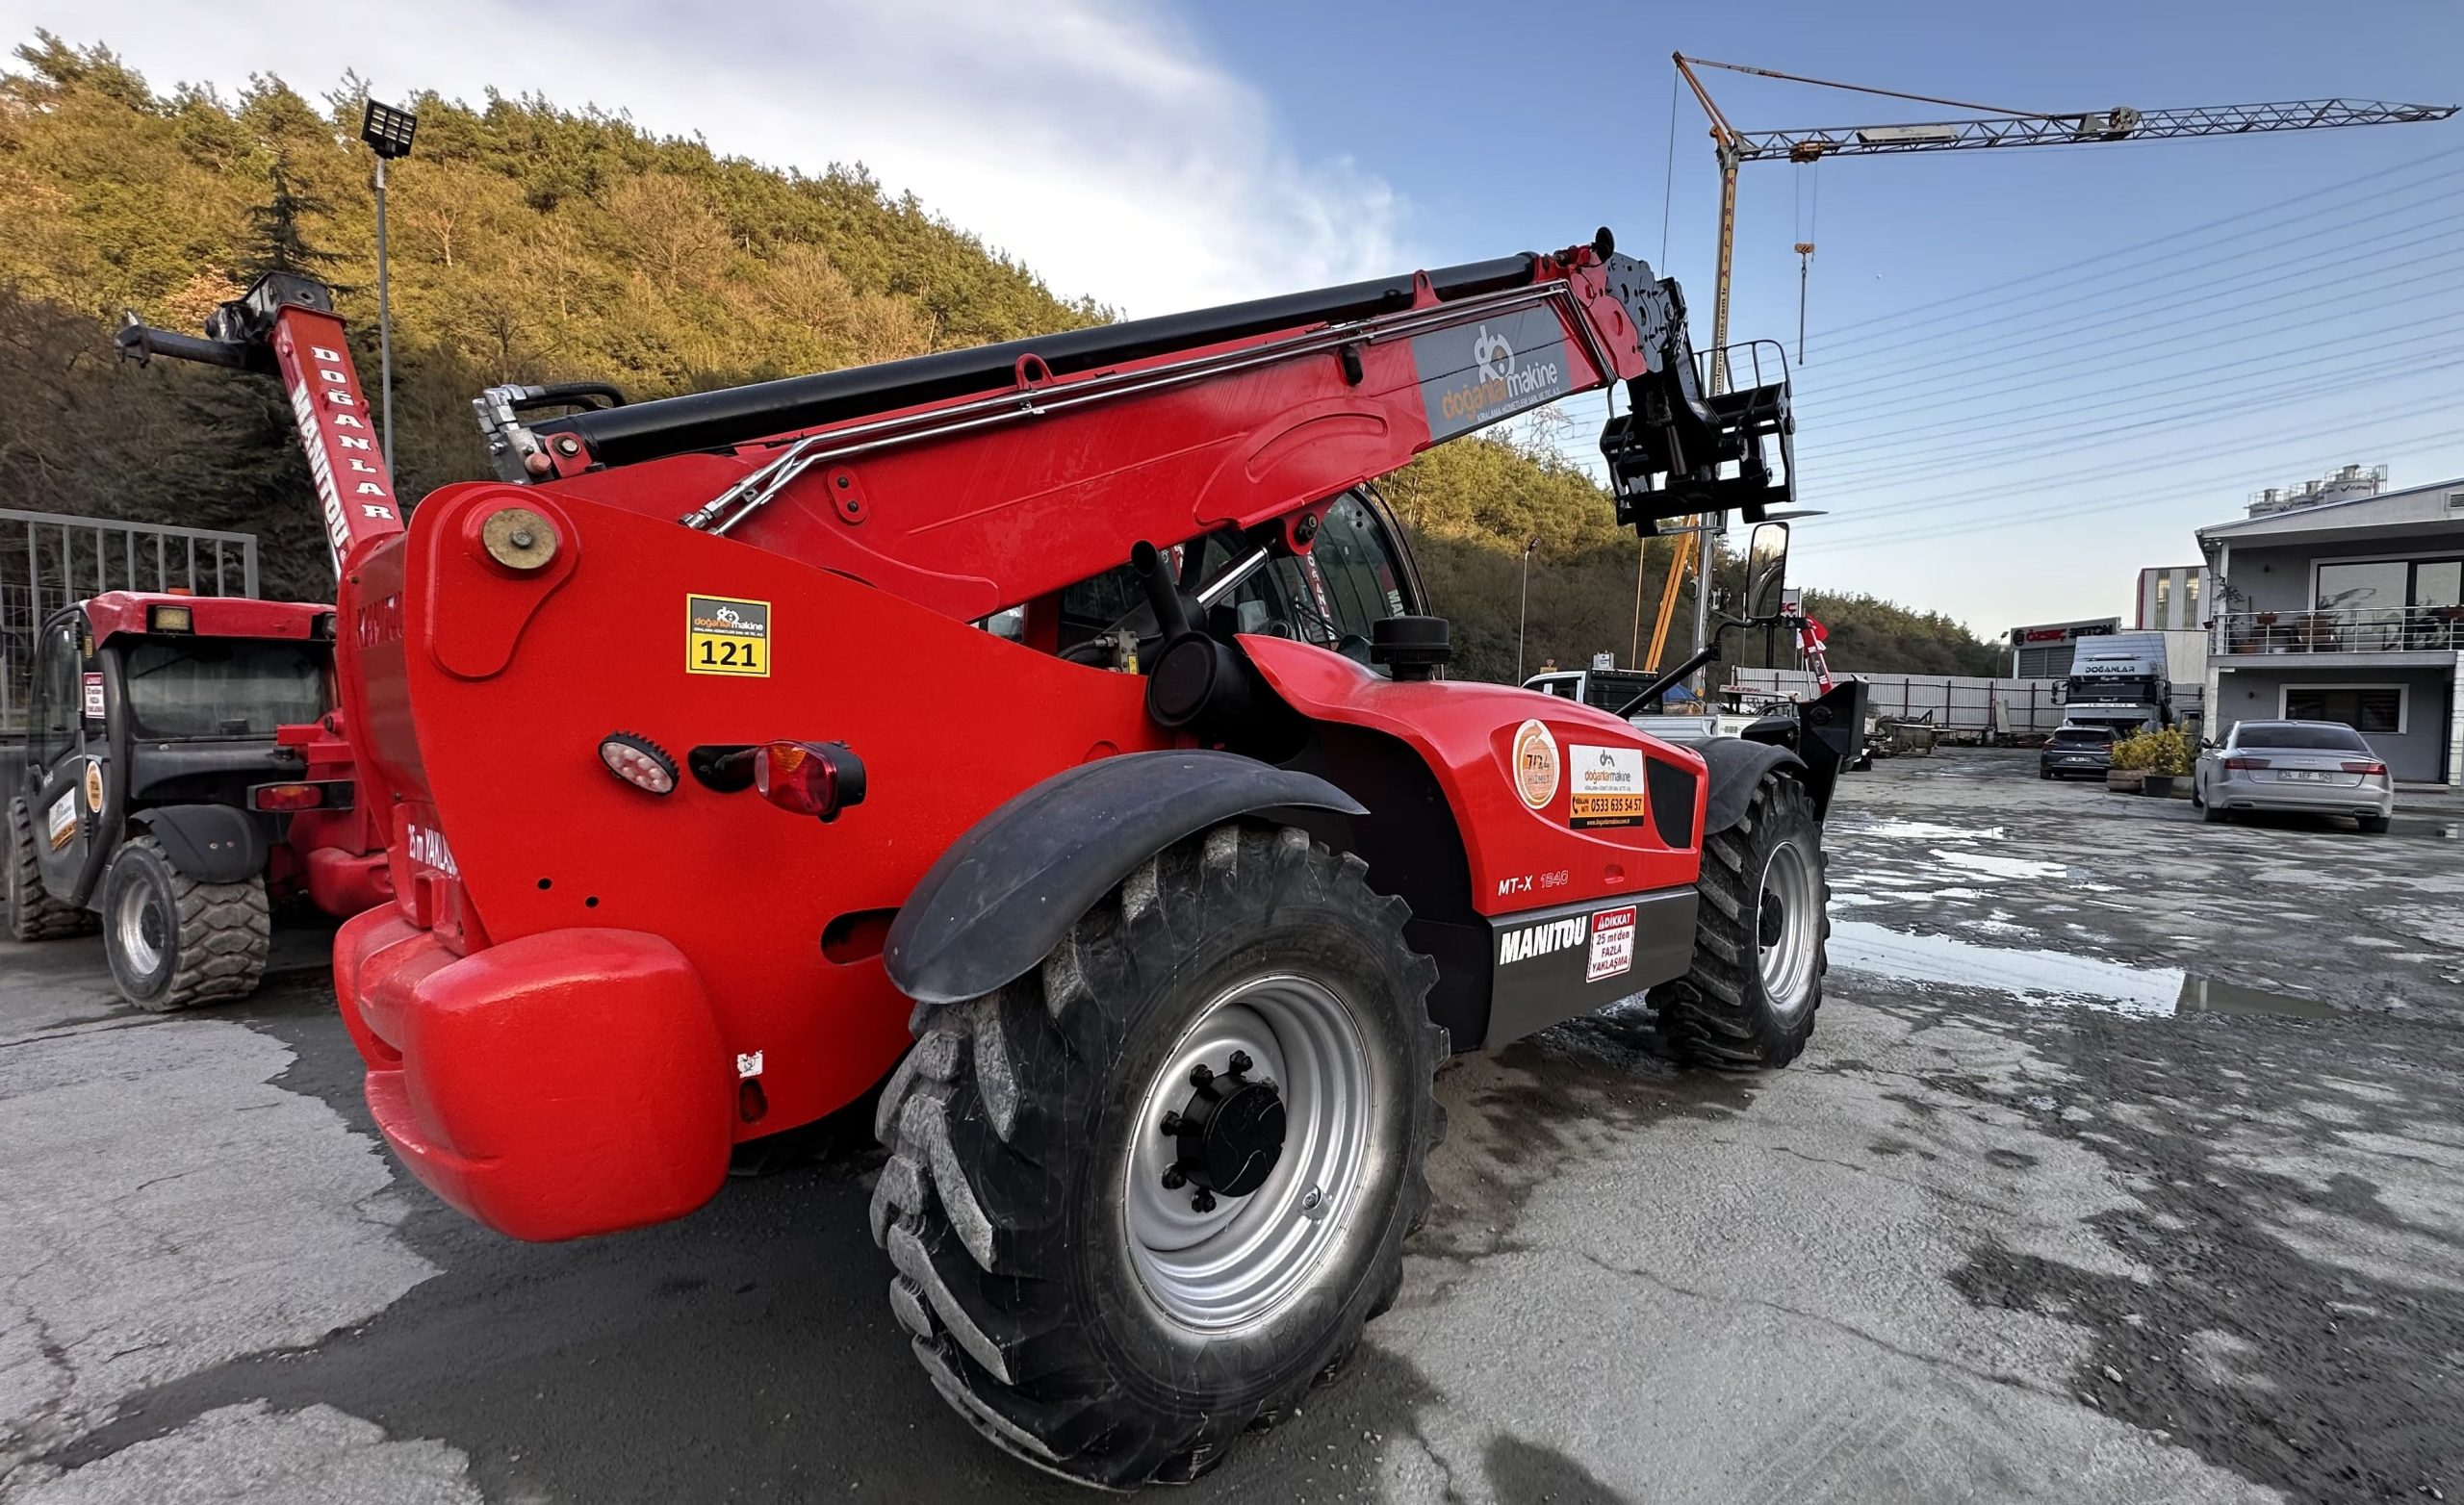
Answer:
[238,159,340,281]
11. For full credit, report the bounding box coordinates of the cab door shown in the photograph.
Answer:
[25,611,100,904]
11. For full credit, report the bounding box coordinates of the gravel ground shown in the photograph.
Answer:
[2,750,2458,1503]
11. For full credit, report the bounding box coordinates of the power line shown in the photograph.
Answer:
[1794,193,2464,399]
[1803,323,2464,489]
[1529,218,2462,471]
[1788,269,2464,427]
[1802,427,2464,556]
[1797,256,2464,461]
[1799,387,2464,536]
[1529,311,2464,484]
[1660,68,1680,270]
[1796,140,2464,346]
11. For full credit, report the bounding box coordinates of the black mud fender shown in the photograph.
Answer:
[885,751,1367,1007]
[1698,738,1806,837]
[127,804,267,883]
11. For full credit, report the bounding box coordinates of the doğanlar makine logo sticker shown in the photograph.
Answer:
[1413,306,1573,441]
[1472,324,1515,384]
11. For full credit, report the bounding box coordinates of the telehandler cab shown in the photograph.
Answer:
[118,229,1863,1488]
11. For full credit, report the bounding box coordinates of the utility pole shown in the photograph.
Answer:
[1516,536,1539,681]
[359,99,420,480]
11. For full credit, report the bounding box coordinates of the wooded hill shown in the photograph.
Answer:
[0,34,2004,679]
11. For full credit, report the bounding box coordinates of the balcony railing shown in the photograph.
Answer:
[2211,604,2464,655]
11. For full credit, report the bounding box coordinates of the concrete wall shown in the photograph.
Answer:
[2209,660,2457,782]
[2136,566,2208,629]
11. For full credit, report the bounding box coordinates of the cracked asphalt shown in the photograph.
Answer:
[2,751,2459,1503]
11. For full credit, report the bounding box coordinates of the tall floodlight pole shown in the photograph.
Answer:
[359,99,419,480]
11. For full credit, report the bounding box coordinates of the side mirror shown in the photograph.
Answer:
[1744,521,1790,622]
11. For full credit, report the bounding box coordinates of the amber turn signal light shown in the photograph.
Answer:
[248,782,325,811]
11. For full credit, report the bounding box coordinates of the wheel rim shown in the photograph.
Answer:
[114,876,168,981]
[1122,973,1375,1335]
[1756,838,1821,1021]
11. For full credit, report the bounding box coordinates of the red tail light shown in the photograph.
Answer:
[754,741,868,822]
[2223,756,2270,771]
[2342,760,2387,777]
[249,781,326,811]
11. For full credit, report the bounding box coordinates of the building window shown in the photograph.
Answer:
[2184,574,2201,615]
[2423,560,2461,610]
[2283,684,2405,735]
[2154,574,2171,620]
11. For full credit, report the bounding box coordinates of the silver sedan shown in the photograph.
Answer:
[2193,720,2395,833]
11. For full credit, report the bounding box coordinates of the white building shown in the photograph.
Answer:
[2198,471,2464,784]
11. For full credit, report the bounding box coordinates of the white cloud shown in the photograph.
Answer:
[1,0,1407,314]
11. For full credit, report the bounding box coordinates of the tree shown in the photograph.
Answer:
[238,159,339,280]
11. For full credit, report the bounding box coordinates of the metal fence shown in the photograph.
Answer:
[2211,605,2464,655]
[1726,668,2206,742]
[0,509,260,731]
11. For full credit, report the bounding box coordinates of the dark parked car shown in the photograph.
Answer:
[2040,723,2114,780]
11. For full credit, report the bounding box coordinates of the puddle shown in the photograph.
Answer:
[1831,922,2177,1014]
[1862,819,2006,843]
[1961,913,2036,938]
[2175,976,2332,1020]
[1831,921,2333,1021]
[1929,849,2070,881]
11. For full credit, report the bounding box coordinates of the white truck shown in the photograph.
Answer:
[2063,631,2175,734]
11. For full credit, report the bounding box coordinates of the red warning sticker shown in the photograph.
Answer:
[1586,905,1637,982]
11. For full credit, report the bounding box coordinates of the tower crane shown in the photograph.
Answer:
[1634,54,2456,678]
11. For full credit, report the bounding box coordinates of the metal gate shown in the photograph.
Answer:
[1,508,260,732]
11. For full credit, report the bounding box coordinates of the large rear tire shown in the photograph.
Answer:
[873,822,1443,1489]
[1652,774,1828,1070]
[98,836,270,1010]
[7,797,93,942]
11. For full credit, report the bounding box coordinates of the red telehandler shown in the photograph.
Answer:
[7,589,391,1008]
[118,230,1864,1489]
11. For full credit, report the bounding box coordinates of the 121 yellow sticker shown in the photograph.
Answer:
[686,594,771,676]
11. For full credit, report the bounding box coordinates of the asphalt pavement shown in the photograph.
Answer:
[3,752,2459,1503]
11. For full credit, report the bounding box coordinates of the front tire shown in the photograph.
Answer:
[1653,774,1828,1070]
[7,797,93,942]
[98,836,270,1010]
[873,822,1443,1489]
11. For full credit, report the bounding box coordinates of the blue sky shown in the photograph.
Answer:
[9,0,2459,636]
[1178,0,2464,633]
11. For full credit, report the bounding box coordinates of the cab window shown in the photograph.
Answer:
[120,638,328,739]
[1223,494,1417,663]
[1055,490,1421,668]
[30,620,79,769]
